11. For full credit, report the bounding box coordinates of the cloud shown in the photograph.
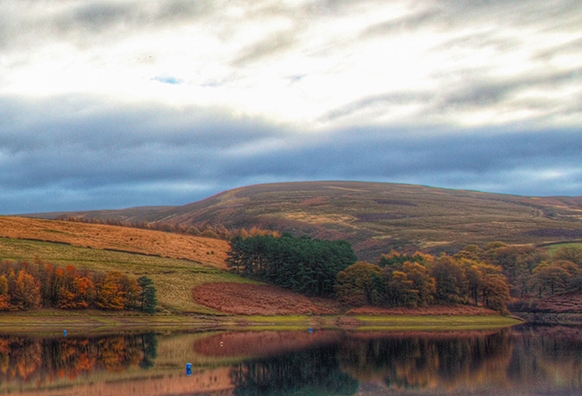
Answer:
[0,0,581,214]
[1,94,581,214]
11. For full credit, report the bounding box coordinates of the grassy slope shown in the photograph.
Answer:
[0,216,230,268]
[32,181,582,261]
[0,217,240,314]
[0,237,248,314]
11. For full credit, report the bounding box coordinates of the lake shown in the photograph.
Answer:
[0,325,581,395]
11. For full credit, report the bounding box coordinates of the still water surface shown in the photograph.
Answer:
[0,325,581,395]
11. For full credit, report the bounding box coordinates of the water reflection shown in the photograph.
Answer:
[228,330,512,395]
[0,326,581,395]
[231,344,358,395]
[0,333,157,383]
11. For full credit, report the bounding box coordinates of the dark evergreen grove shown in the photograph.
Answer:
[226,234,357,296]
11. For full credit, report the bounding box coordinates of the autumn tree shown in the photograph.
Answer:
[14,270,41,310]
[401,261,436,307]
[0,276,9,311]
[96,272,126,310]
[552,246,582,267]
[431,256,466,304]
[384,270,416,307]
[335,262,383,306]
[481,274,511,314]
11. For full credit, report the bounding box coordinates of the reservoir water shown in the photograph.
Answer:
[0,325,581,395]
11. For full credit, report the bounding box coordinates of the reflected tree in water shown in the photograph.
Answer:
[230,344,358,395]
[0,333,158,383]
[507,326,582,389]
[338,331,512,390]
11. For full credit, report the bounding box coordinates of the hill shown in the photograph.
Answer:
[0,216,229,268]
[27,181,582,261]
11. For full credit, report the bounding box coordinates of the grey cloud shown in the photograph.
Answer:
[362,9,443,38]
[216,127,582,196]
[0,95,278,153]
[320,66,582,122]
[533,36,582,61]
[320,92,432,122]
[437,0,581,29]
[435,67,582,111]
[232,31,297,66]
[1,95,581,214]
[432,31,521,55]
[0,0,215,52]
[0,95,283,193]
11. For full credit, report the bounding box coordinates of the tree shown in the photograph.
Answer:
[227,234,357,297]
[137,276,157,314]
[385,270,416,307]
[0,276,9,311]
[14,270,41,310]
[491,245,545,297]
[480,274,510,314]
[552,246,582,267]
[96,272,126,310]
[431,256,466,304]
[401,261,436,307]
[335,262,383,306]
[454,245,484,261]
[226,236,245,274]
[531,264,570,297]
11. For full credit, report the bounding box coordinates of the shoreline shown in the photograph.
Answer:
[0,310,523,336]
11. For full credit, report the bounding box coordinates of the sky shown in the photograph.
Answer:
[1,0,581,214]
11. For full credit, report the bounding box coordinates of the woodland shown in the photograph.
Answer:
[227,234,582,314]
[0,260,157,313]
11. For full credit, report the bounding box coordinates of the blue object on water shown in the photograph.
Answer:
[308,328,313,333]
[64,330,67,337]
[186,363,192,376]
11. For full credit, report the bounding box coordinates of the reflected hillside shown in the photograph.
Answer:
[1,327,582,395]
[338,331,512,391]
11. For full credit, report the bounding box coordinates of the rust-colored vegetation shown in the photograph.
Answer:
[0,216,230,269]
[33,181,582,261]
[192,282,343,315]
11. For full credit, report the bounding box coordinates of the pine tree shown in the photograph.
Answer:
[137,276,157,314]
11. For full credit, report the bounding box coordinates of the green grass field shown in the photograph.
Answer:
[544,241,582,255]
[352,315,522,331]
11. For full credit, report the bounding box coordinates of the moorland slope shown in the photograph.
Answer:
[29,181,582,261]
[0,216,229,268]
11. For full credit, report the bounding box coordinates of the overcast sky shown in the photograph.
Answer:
[1,0,581,214]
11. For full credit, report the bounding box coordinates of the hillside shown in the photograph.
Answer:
[27,181,582,261]
[0,215,526,320]
[0,216,229,268]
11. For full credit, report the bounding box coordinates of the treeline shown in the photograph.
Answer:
[226,234,357,296]
[455,242,582,298]
[0,334,157,382]
[335,243,582,313]
[226,235,512,312]
[59,215,278,240]
[0,260,157,312]
[228,236,582,314]
[336,252,511,313]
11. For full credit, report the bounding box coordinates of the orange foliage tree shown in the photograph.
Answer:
[0,260,155,312]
